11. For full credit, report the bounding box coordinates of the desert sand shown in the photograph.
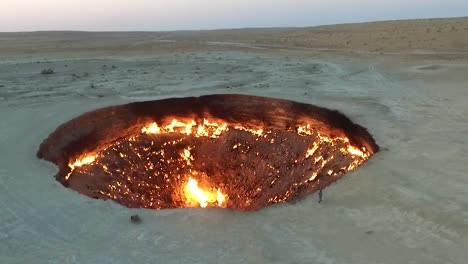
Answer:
[0,17,467,264]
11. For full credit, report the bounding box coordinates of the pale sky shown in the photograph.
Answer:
[0,0,466,32]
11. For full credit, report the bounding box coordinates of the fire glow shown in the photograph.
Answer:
[37,95,379,211]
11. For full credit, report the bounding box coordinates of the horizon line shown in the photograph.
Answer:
[1,16,466,34]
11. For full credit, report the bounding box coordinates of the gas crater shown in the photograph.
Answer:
[37,94,379,211]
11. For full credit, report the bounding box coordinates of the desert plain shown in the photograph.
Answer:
[0,17,468,264]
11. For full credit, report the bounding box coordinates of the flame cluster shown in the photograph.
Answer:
[142,118,228,138]
[185,177,225,208]
[66,118,371,210]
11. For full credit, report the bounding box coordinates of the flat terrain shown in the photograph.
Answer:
[0,17,467,264]
[1,17,467,57]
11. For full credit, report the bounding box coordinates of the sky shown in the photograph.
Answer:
[0,0,467,32]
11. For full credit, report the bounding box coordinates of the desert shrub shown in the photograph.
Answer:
[41,69,55,75]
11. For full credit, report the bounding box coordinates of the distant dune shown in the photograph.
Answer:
[1,17,467,56]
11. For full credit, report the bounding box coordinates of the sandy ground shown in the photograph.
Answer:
[1,18,468,263]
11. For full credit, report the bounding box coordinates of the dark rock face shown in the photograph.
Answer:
[37,94,379,211]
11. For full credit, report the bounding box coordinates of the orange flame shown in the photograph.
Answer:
[66,155,96,180]
[347,145,369,158]
[216,188,225,206]
[141,122,160,134]
[141,119,229,138]
[185,177,226,208]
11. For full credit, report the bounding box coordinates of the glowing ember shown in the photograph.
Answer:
[63,118,372,209]
[38,94,379,211]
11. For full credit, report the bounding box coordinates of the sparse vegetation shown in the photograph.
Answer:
[130,215,142,224]
[71,72,90,78]
[41,69,55,75]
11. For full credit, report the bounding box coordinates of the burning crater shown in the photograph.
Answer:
[37,94,378,211]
